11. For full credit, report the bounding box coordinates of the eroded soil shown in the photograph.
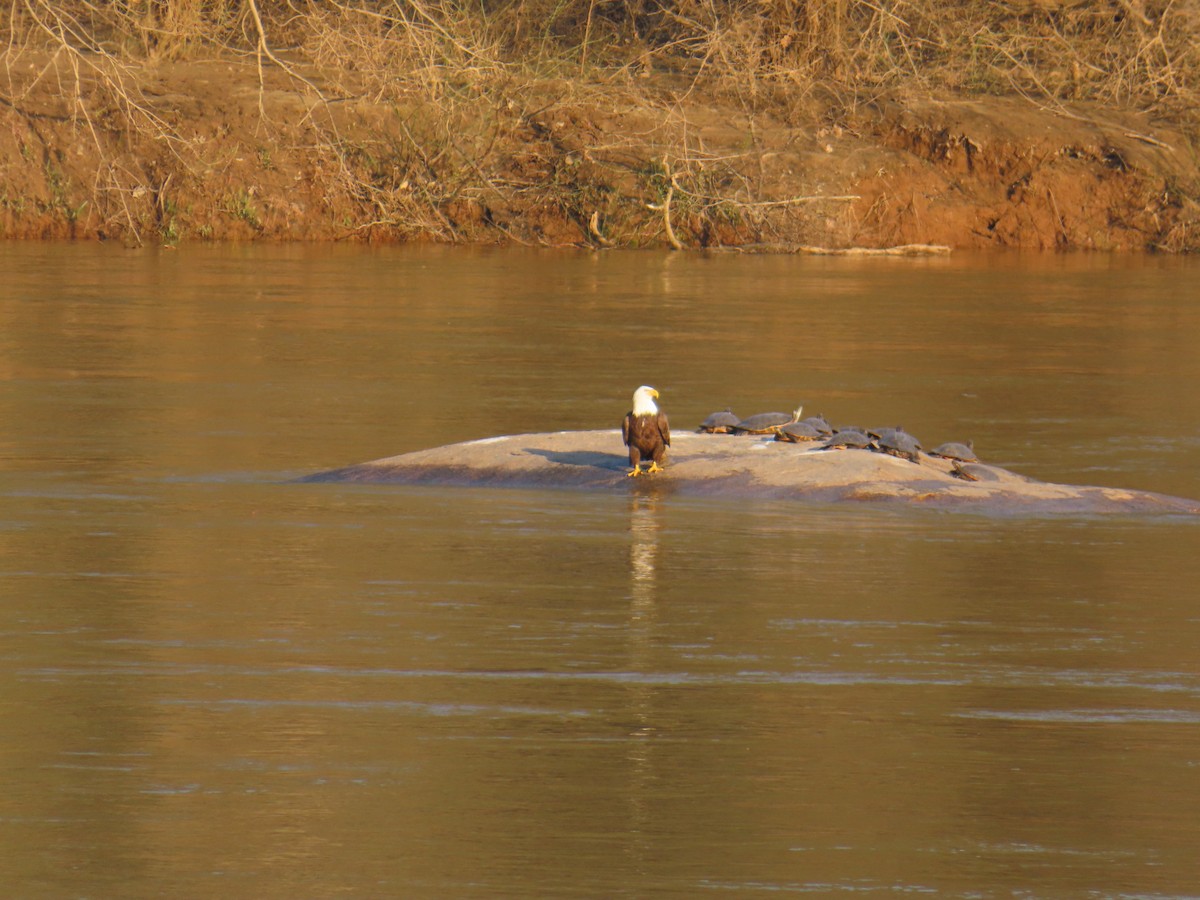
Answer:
[2,54,1197,250]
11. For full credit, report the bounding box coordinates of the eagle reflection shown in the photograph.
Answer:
[625,493,661,850]
[628,495,660,616]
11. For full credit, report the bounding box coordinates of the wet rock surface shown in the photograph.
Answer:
[301,430,1200,516]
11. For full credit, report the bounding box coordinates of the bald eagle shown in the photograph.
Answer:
[622,385,670,477]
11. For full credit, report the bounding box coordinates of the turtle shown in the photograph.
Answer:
[820,428,873,450]
[697,409,740,434]
[929,440,978,463]
[774,420,825,443]
[948,461,980,482]
[801,414,833,437]
[871,427,922,464]
[867,426,906,442]
[732,406,803,435]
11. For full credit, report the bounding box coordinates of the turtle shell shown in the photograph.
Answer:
[698,409,740,433]
[774,421,823,442]
[874,428,922,463]
[733,411,795,434]
[929,440,978,463]
[821,429,873,450]
[801,415,833,436]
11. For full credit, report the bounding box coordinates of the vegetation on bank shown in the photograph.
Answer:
[2,1,1198,248]
[8,0,1199,109]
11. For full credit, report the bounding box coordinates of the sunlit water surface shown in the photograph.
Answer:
[2,244,1199,896]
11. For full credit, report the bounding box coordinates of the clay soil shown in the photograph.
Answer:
[2,53,1198,251]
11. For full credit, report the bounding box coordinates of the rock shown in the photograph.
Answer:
[299,430,1200,516]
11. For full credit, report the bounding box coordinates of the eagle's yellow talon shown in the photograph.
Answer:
[646,461,663,474]
[627,467,643,477]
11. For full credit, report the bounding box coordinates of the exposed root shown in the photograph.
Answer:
[646,157,684,250]
[587,210,612,247]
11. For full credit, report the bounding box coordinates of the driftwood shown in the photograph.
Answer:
[792,244,952,256]
[711,243,952,256]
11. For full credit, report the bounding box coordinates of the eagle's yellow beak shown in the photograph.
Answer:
[649,388,659,398]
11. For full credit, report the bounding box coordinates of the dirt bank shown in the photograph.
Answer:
[2,54,1197,250]
[301,430,1200,516]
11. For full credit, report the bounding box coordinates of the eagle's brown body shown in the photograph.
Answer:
[622,386,670,476]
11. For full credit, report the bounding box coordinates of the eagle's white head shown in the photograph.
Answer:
[632,385,660,416]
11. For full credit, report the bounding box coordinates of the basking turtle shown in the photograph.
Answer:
[867,426,904,442]
[732,406,803,435]
[948,461,980,482]
[929,440,978,463]
[872,427,922,464]
[801,414,833,437]
[830,429,868,444]
[774,420,824,443]
[820,428,873,450]
[697,409,740,434]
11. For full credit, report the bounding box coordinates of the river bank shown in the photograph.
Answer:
[3,35,1198,251]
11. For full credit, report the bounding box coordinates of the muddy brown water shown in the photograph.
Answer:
[2,243,1199,896]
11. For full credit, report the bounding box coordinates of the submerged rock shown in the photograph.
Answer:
[300,430,1200,516]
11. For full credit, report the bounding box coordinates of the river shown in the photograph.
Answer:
[2,243,1199,896]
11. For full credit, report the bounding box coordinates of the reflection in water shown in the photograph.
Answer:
[1,244,1199,896]
[625,495,661,854]
[629,494,661,619]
